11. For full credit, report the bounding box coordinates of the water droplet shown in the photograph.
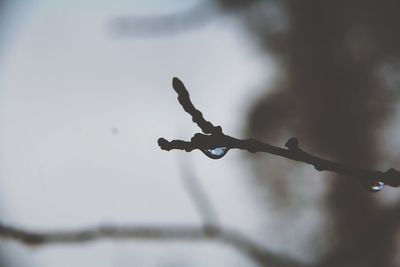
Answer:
[370,181,385,192]
[201,147,228,159]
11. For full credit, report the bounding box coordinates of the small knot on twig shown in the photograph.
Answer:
[285,137,299,150]
[382,168,400,187]
[157,138,171,151]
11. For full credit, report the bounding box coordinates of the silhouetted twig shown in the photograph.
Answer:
[158,78,400,190]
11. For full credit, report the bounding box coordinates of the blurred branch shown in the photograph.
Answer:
[109,1,218,37]
[0,222,306,267]
[0,150,308,267]
[158,78,400,190]
[179,159,220,229]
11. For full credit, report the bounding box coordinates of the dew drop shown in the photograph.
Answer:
[370,181,385,192]
[201,147,228,159]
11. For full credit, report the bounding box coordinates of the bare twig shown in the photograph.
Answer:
[158,77,400,190]
[0,143,309,267]
[0,139,308,267]
[0,222,306,267]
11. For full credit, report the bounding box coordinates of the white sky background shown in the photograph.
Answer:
[0,1,277,266]
[3,1,400,266]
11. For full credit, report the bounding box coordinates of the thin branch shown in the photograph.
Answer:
[179,159,220,229]
[109,1,217,37]
[0,144,308,267]
[176,157,307,266]
[158,77,400,190]
[0,223,306,267]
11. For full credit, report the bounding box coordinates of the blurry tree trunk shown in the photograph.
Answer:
[287,2,394,266]
[215,0,400,266]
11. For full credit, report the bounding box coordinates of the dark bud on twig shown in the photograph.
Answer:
[172,77,189,97]
[285,137,299,151]
[157,138,170,150]
[381,168,400,187]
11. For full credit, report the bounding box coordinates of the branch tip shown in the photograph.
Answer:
[172,77,187,96]
[157,138,170,151]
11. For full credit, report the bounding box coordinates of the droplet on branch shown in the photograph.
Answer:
[369,180,385,192]
[202,147,228,159]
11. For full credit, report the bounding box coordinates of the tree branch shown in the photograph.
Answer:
[178,158,220,229]
[0,222,307,267]
[109,1,217,37]
[158,77,400,191]
[0,156,307,267]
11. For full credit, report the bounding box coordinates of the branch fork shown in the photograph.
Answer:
[158,77,400,191]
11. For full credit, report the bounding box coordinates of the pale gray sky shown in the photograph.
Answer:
[0,1,276,266]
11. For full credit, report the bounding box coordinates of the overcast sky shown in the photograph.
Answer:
[0,1,278,266]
